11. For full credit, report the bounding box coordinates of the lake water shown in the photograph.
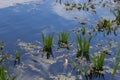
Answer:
[0,0,120,80]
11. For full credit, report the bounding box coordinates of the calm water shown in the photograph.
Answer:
[0,0,120,80]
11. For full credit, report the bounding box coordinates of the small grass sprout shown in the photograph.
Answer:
[0,41,4,51]
[14,50,21,65]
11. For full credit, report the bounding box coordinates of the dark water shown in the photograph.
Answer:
[0,0,120,80]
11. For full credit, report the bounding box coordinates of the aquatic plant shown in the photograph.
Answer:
[83,3,89,11]
[90,4,96,9]
[96,19,113,35]
[77,4,82,10]
[113,9,120,25]
[76,34,92,61]
[0,41,4,51]
[58,32,70,49]
[0,42,9,63]
[0,63,9,80]
[90,53,106,71]
[42,33,54,59]
[58,32,70,44]
[14,50,21,65]
[0,56,8,63]
[112,50,120,78]
[70,58,87,75]
[0,41,4,56]
[0,63,19,80]
[87,53,106,80]
[81,26,86,35]
[70,53,105,80]
[97,19,112,31]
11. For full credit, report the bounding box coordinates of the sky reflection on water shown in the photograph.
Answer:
[0,0,120,80]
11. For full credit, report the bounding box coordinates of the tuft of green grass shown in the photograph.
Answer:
[58,32,70,49]
[42,33,54,59]
[42,33,54,49]
[88,53,106,80]
[90,53,106,71]
[76,34,92,61]
[58,32,70,44]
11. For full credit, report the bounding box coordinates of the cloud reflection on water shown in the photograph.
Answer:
[0,0,43,9]
[52,0,115,21]
[52,3,90,21]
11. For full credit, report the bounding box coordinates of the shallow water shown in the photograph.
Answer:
[0,0,120,80]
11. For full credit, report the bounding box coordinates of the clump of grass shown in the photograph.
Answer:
[87,53,106,80]
[14,50,21,65]
[58,32,70,49]
[42,33,54,59]
[113,9,120,25]
[76,34,92,61]
[97,19,112,31]
[90,53,106,71]
[96,19,113,35]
